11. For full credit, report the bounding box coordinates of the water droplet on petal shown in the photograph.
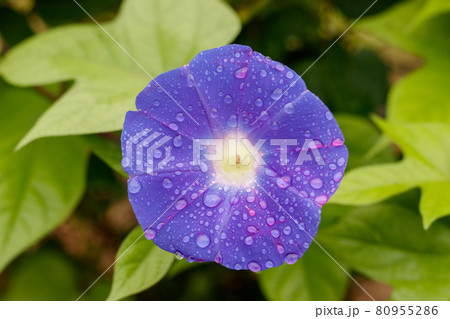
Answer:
[310,178,323,189]
[337,157,346,166]
[176,112,185,122]
[255,98,263,107]
[265,260,274,268]
[276,175,292,188]
[234,263,242,270]
[326,111,333,120]
[224,94,232,104]
[244,236,254,246]
[332,138,344,146]
[153,100,160,107]
[260,69,267,77]
[314,195,328,206]
[227,115,238,128]
[214,251,222,263]
[271,88,283,100]
[284,102,294,114]
[265,168,277,177]
[259,200,267,210]
[286,71,294,79]
[200,161,209,173]
[247,226,257,233]
[196,233,210,248]
[248,261,261,272]
[216,65,223,72]
[173,135,183,147]
[283,225,292,235]
[203,191,223,208]
[276,244,285,254]
[270,229,280,238]
[266,216,275,226]
[168,123,179,131]
[128,178,141,194]
[333,172,343,182]
[162,178,173,189]
[284,253,299,264]
[144,228,156,240]
[182,235,190,243]
[275,63,285,71]
[175,199,188,210]
[234,67,248,79]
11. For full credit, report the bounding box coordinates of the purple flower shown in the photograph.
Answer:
[121,44,348,271]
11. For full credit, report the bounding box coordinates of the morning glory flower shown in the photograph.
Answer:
[121,44,348,272]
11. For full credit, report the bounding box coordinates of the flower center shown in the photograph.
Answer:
[213,136,257,186]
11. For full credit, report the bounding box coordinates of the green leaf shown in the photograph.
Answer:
[320,204,450,300]
[334,114,395,170]
[0,81,89,272]
[358,0,450,123]
[86,134,126,177]
[259,243,349,301]
[409,0,450,29]
[1,249,79,301]
[107,227,174,301]
[331,119,450,228]
[0,0,241,148]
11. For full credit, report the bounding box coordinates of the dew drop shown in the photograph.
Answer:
[152,100,160,107]
[284,253,299,264]
[216,65,223,72]
[259,200,268,210]
[144,228,156,240]
[182,235,190,243]
[276,244,285,254]
[128,178,141,194]
[168,123,179,131]
[276,175,292,189]
[265,260,274,268]
[286,71,294,79]
[175,199,188,210]
[248,261,262,272]
[247,226,257,233]
[224,94,232,104]
[260,69,267,77]
[275,63,285,71]
[325,111,333,120]
[227,115,238,128]
[162,178,173,189]
[203,191,223,208]
[337,157,346,166]
[265,168,277,177]
[244,236,254,246]
[196,233,210,248]
[176,112,185,122]
[271,88,283,100]
[332,138,344,146]
[314,195,328,206]
[284,102,294,114]
[255,98,263,107]
[266,216,275,226]
[283,225,292,235]
[310,178,323,189]
[270,229,280,238]
[173,135,183,147]
[234,67,248,79]
[200,161,209,173]
[333,172,343,182]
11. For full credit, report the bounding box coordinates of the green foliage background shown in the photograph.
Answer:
[0,0,449,301]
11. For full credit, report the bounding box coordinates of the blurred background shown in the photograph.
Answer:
[0,0,449,301]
